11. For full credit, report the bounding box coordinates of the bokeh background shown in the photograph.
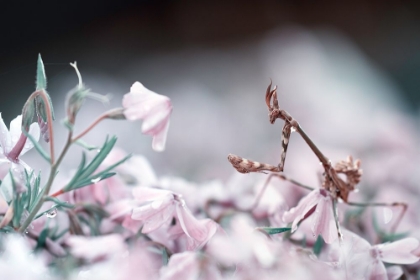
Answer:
[1,1,420,186]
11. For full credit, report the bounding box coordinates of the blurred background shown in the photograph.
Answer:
[0,0,419,185]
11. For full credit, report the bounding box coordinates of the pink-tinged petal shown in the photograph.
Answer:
[107,199,137,220]
[122,82,172,152]
[66,234,126,261]
[379,238,419,264]
[283,189,322,232]
[9,115,23,148]
[141,106,171,134]
[386,266,403,280]
[123,82,170,121]
[160,252,200,280]
[0,113,11,153]
[122,215,143,233]
[20,122,40,155]
[132,187,173,202]
[366,259,387,280]
[186,219,219,251]
[131,195,175,234]
[152,119,170,152]
[176,203,218,250]
[312,195,337,244]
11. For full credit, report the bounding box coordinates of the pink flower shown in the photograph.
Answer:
[131,187,218,250]
[283,188,338,244]
[0,114,39,202]
[329,229,419,279]
[122,82,172,152]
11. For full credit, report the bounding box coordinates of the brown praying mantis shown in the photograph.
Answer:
[227,81,407,240]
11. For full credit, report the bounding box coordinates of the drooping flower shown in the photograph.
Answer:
[130,187,219,250]
[0,114,39,202]
[283,188,338,244]
[122,82,172,152]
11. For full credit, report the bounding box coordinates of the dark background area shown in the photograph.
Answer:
[1,0,420,118]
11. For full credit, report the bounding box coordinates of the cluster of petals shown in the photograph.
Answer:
[283,188,338,244]
[130,187,219,250]
[122,82,172,152]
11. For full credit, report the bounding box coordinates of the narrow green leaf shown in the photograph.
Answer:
[313,235,324,256]
[78,136,117,178]
[74,139,99,151]
[45,196,74,209]
[99,154,132,175]
[23,129,50,163]
[64,152,87,191]
[257,227,291,235]
[36,54,47,90]
[71,172,116,191]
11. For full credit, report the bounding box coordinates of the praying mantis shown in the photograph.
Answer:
[227,81,407,240]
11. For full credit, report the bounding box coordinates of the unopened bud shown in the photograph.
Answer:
[21,99,36,130]
[106,108,126,120]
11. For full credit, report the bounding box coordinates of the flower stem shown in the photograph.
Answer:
[72,111,110,142]
[18,132,73,233]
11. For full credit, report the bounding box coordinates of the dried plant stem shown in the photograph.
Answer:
[18,132,73,233]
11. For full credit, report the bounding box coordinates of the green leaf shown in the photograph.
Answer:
[22,129,50,163]
[257,227,291,235]
[64,136,124,192]
[74,139,100,151]
[78,136,117,178]
[71,172,116,190]
[313,235,324,256]
[36,54,47,90]
[45,197,74,209]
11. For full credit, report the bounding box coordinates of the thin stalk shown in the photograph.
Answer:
[72,111,109,142]
[18,132,73,233]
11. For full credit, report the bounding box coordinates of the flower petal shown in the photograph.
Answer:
[366,259,387,280]
[176,203,218,250]
[9,115,23,148]
[132,187,173,202]
[386,266,403,280]
[131,194,175,234]
[283,189,322,232]
[160,252,200,280]
[20,122,40,155]
[312,195,337,244]
[0,113,11,154]
[379,238,419,264]
[152,119,170,152]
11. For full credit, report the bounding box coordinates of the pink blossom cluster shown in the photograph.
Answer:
[0,59,419,280]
